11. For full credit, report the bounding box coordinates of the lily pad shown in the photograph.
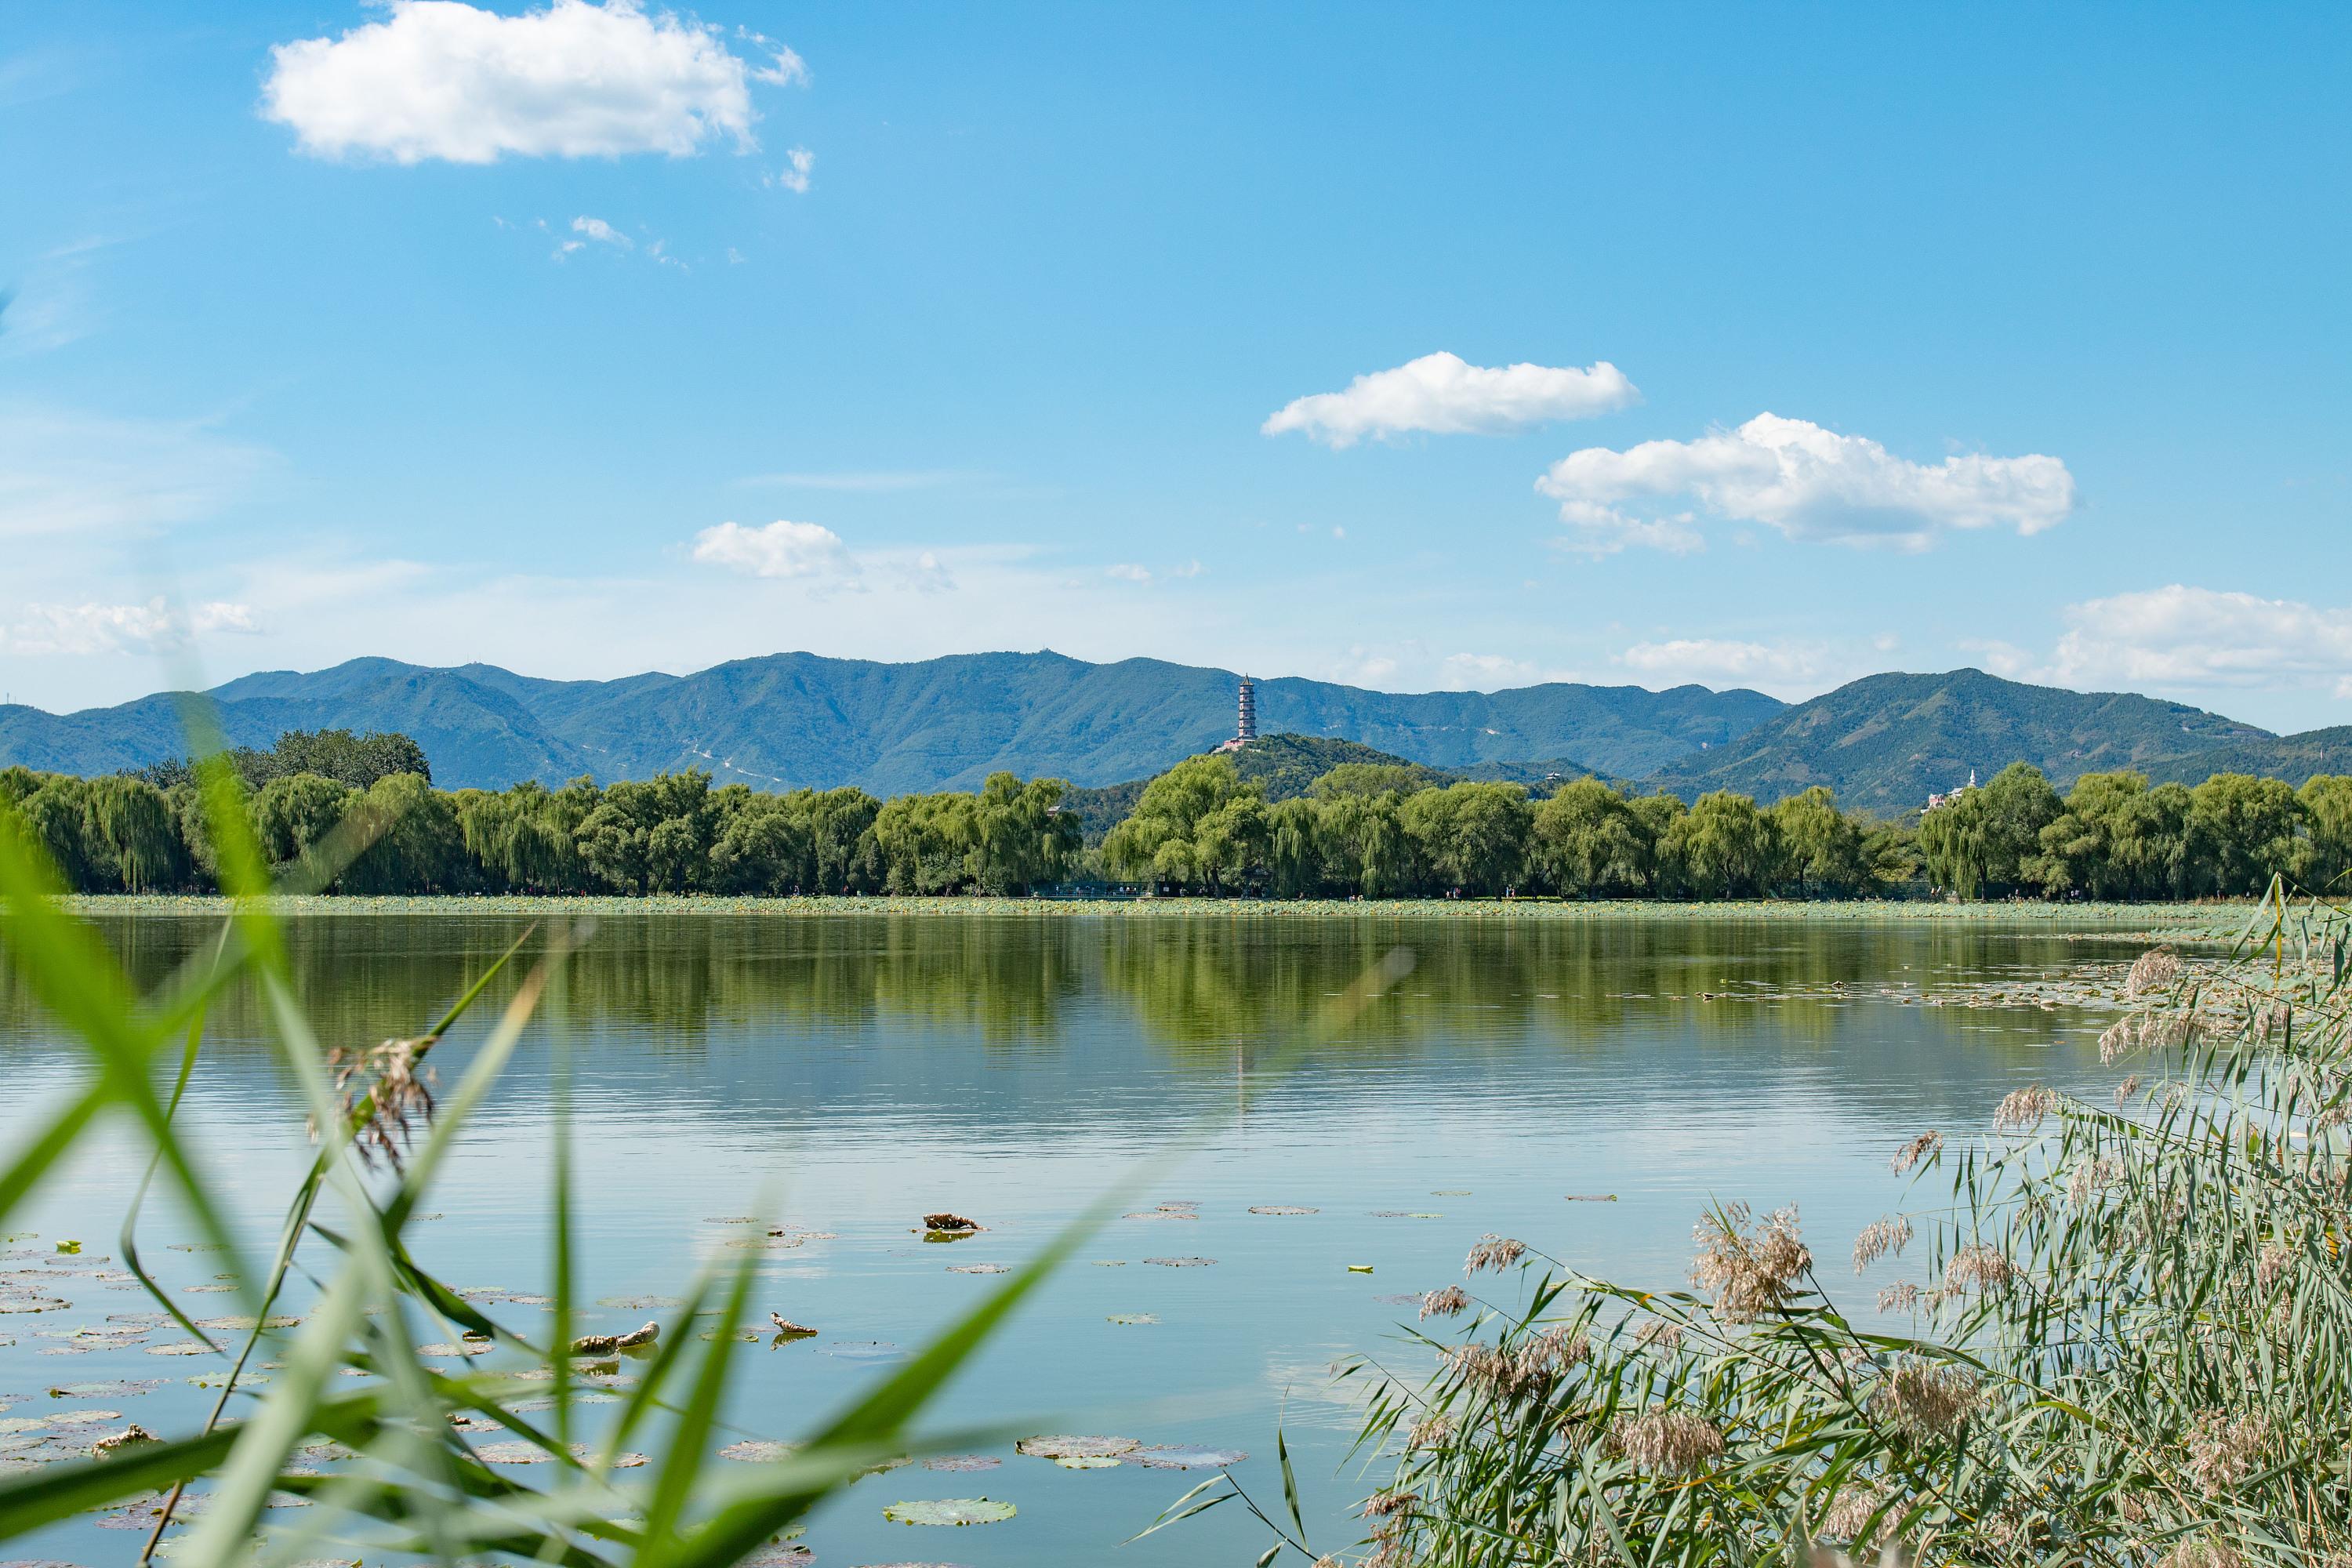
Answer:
[1142,1257,1215,1268]
[417,1342,491,1358]
[1054,1455,1119,1469]
[0,1298,67,1316]
[143,1342,216,1357]
[945,1264,1008,1276]
[197,1316,299,1332]
[475,1440,586,1465]
[1247,1206,1317,1216]
[1135,1444,1248,1469]
[922,1454,1000,1472]
[45,1381,165,1399]
[720,1439,797,1463]
[1014,1434,1137,1459]
[1105,1314,1157,1326]
[881,1497,1015,1527]
[741,1548,815,1567]
[699,1328,764,1343]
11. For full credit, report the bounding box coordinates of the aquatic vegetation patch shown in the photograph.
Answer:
[881,1497,1016,1526]
[720,1439,797,1462]
[922,1454,1000,1472]
[1247,1205,1317,1215]
[1015,1434,1137,1459]
[1134,1444,1247,1469]
[1142,1256,1215,1268]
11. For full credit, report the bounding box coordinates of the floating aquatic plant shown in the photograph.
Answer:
[880,1497,1016,1526]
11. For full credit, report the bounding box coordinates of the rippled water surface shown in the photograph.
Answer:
[1,907,2151,1564]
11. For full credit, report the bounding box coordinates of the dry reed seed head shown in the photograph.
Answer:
[1870,1358,1980,1438]
[1820,1480,1900,1546]
[1463,1235,1526,1276]
[1364,1490,1418,1518]
[1406,1412,1456,1450]
[1419,1284,1471,1320]
[1632,1319,1683,1354]
[2256,1242,2294,1290]
[1852,1215,1913,1272]
[2128,947,2183,997]
[1944,1243,2014,1294]
[1994,1084,2060,1132]
[2160,1537,2248,1568]
[1877,1280,1923,1314]
[2115,1073,2142,1108]
[1890,1131,1943,1174]
[2098,1018,2137,1063]
[2066,1157,2122,1208]
[1610,1409,1725,1475]
[1692,1203,1810,1322]
[2184,1410,2269,1498]
[321,1036,438,1165]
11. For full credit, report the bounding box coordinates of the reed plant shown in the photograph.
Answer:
[1171,880,2351,1565]
[0,738,1090,1565]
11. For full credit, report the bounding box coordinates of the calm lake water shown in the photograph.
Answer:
[1,906,2156,1565]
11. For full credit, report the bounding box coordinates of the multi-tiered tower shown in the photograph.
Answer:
[1236,675,1258,743]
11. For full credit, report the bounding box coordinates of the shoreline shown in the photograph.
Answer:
[43,891,2256,937]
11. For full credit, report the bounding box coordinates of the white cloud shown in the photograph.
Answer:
[4,598,257,655]
[0,405,273,540]
[771,146,815,194]
[690,520,860,586]
[1538,413,2074,551]
[1442,652,1542,690]
[1551,500,1706,557]
[2045,586,2352,694]
[1106,563,1152,583]
[1616,637,1831,691]
[1263,351,1638,448]
[262,0,804,165]
[572,215,630,249]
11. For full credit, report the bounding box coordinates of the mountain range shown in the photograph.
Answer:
[4,652,2348,814]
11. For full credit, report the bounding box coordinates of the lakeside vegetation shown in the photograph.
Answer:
[5,727,2348,905]
[1174,888,2352,1565]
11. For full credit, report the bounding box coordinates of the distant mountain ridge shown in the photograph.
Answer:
[0,651,1777,796]
[1644,669,2280,813]
[5,655,2337,812]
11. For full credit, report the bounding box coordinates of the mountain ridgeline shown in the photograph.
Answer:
[5,652,2350,811]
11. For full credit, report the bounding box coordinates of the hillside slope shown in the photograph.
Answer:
[1644,670,2270,813]
[2143,726,2352,788]
[0,651,1776,793]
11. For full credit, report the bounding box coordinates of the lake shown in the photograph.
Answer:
[0,903,2174,1565]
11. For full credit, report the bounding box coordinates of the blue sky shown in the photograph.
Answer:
[5,2,2348,730]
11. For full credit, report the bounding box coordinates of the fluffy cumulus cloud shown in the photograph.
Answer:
[2045,586,2352,696]
[261,0,804,164]
[1263,352,1637,448]
[691,520,859,585]
[4,598,256,656]
[1539,413,2074,553]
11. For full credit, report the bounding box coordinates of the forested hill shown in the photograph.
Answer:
[2141,726,2352,788]
[0,652,1777,796]
[1643,669,2272,814]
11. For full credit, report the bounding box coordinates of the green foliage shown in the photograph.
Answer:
[1104,755,1268,894]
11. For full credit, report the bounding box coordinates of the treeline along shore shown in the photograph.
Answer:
[5,728,2348,902]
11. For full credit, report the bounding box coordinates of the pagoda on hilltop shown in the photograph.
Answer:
[1214,674,1258,753]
